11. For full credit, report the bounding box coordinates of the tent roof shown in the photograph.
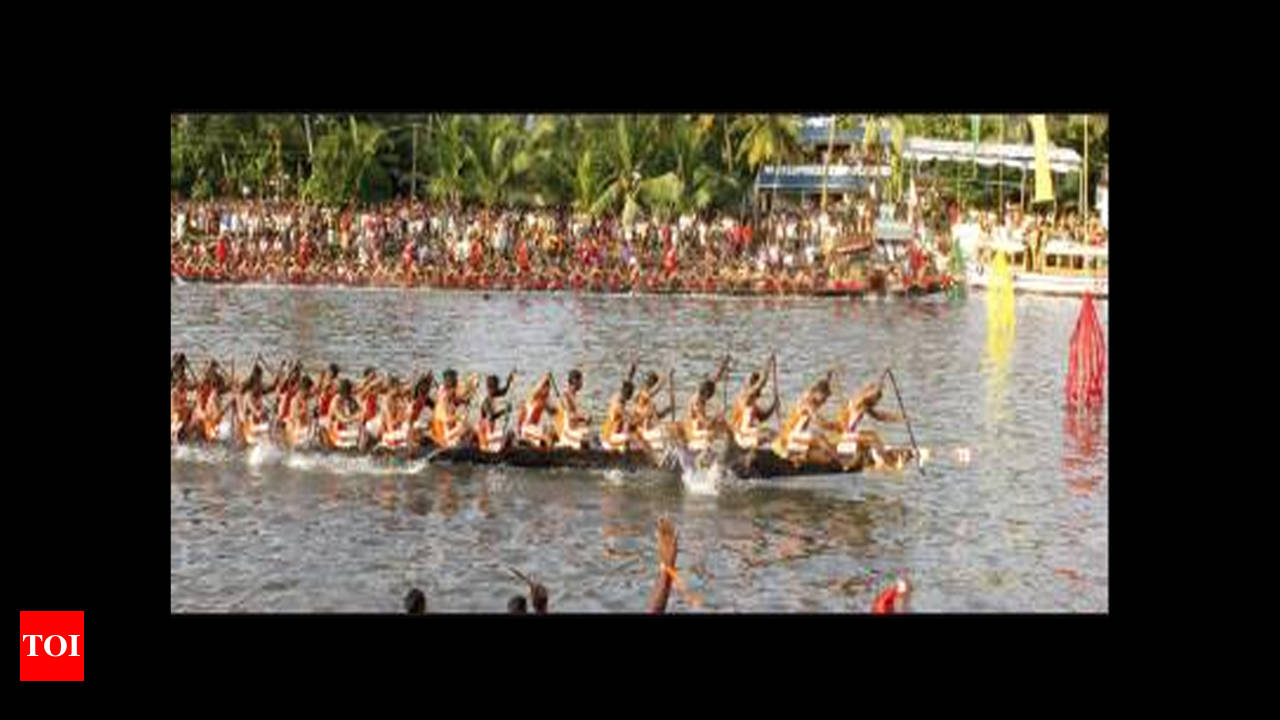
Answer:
[754,164,891,192]
[902,138,1082,173]
[798,116,892,147]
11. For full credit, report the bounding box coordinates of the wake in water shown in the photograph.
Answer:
[172,440,429,477]
[170,443,235,465]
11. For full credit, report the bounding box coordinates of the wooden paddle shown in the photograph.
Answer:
[667,368,676,421]
[721,356,729,414]
[883,368,925,477]
[771,352,782,434]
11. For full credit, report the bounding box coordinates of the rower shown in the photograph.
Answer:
[316,363,341,432]
[376,376,411,452]
[772,375,840,465]
[356,367,385,449]
[476,371,516,454]
[238,369,272,447]
[326,379,362,449]
[516,373,554,449]
[275,362,303,434]
[682,356,729,453]
[632,370,674,452]
[730,356,779,451]
[835,380,904,468]
[194,372,232,443]
[408,373,436,447]
[431,369,475,449]
[285,375,315,449]
[315,363,340,423]
[171,373,192,443]
[600,376,636,454]
[171,352,190,387]
[554,369,590,450]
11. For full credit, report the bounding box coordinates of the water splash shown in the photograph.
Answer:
[171,444,232,465]
[666,444,724,495]
[247,443,285,467]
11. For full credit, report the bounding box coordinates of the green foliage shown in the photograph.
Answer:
[170,113,1108,216]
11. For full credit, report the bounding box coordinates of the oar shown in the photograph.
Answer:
[721,356,729,414]
[883,368,926,478]
[771,352,783,434]
[668,368,676,421]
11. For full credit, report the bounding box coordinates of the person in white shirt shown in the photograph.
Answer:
[493,219,509,254]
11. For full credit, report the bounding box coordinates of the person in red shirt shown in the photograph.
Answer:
[871,577,911,614]
[516,236,530,274]
[401,238,415,273]
[297,232,311,272]
[215,234,228,267]
[662,240,678,279]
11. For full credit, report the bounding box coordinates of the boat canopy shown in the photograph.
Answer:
[903,138,1082,173]
[755,164,891,192]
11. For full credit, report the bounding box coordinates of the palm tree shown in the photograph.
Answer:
[734,114,802,212]
[570,147,609,217]
[462,115,533,208]
[427,114,467,206]
[658,114,741,217]
[592,115,674,227]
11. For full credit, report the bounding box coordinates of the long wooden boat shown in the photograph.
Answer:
[172,424,921,480]
[426,443,663,472]
[170,269,954,299]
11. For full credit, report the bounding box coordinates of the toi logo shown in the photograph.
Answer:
[19,611,84,681]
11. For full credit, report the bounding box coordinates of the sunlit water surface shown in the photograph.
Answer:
[171,285,1107,612]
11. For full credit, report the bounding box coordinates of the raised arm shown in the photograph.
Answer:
[649,371,668,397]
[498,370,516,397]
[868,407,902,423]
[711,355,730,385]
[646,518,679,614]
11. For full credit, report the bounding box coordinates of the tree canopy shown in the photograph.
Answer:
[171,114,1108,212]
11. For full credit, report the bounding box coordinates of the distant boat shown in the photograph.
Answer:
[960,230,1107,298]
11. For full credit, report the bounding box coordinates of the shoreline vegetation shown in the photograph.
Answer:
[171,114,1107,213]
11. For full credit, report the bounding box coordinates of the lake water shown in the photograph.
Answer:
[170,285,1108,612]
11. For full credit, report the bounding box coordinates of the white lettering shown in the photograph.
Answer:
[69,634,80,657]
[22,634,43,656]
[44,635,67,657]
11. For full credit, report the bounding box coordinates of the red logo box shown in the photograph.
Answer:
[19,611,84,681]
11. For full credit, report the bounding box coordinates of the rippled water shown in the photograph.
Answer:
[171,285,1108,612]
